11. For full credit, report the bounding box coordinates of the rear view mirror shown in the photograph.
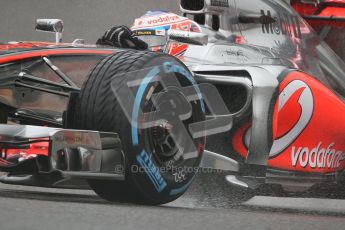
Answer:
[35,19,64,43]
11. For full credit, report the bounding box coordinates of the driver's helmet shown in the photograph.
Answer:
[131,11,201,56]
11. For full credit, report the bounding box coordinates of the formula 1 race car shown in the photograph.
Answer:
[1,0,345,205]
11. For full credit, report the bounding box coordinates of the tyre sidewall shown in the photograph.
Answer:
[113,54,205,204]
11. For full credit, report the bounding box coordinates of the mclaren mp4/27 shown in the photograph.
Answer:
[0,0,345,204]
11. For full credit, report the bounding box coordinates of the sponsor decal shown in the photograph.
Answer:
[135,30,155,36]
[221,48,248,63]
[54,132,83,145]
[210,0,229,7]
[155,29,166,36]
[269,80,313,157]
[233,72,345,173]
[147,15,180,25]
[243,80,314,158]
[137,20,144,26]
[167,43,188,56]
[291,142,345,169]
[260,10,302,39]
[135,29,166,37]
[132,13,188,29]
[136,150,167,192]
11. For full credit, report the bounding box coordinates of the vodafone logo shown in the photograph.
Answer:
[240,78,345,170]
[132,14,185,29]
[269,80,314,157]
[147,15,180,25]
[292,142,345,169]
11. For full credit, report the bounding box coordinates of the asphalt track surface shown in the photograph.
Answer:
[0,172,345,230]
[1,1,345,229]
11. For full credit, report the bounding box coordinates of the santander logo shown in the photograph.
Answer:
[269,80,314,157]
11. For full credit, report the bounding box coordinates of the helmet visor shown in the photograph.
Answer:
[135,30,167,48]
[138,35,167,48]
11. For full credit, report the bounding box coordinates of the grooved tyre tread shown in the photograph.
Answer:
[72,50,204,205]
[76,51,156,204]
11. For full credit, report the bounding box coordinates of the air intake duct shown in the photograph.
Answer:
[180,0,205,11]
[180,0,230,14]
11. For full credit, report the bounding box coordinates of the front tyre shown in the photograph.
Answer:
[73,50,205,204]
